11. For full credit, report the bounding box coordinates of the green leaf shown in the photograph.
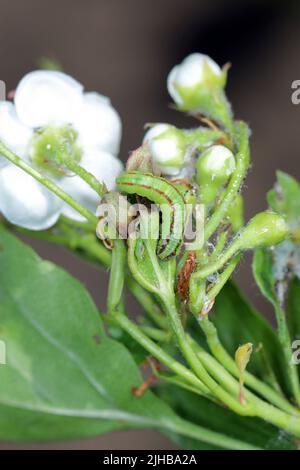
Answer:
[106,324,148,364]
[0,226,170,440]
[268,171,300,224]
[211,282,286,389]
[158,385,297,450]
[0,226,257,449]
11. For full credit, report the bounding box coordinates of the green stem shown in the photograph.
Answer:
[0,141,98,225]
[63,156,105,196]
[126,277,168,330]
[189,255,240,315]
[274,303,300,408]
[205,255,240,302]
[108,241,210,396]
[162,299,254,416]
[114,311,210,396]
[192,235,242,283]
[59,214,95,231]
[210,230,229,260]
[107,239,126,315]
[185,128,226,148]
[138,325,171,342]
[199,315,300,416]
[190,339,300,437]
[160,416,261,450]
[155,371,213,399]
[204,121,250,242]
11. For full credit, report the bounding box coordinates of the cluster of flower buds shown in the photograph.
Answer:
[0,54,289,319]
[117,53,290,317]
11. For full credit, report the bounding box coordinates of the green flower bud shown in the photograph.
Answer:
[196,144,235,204]
[190,212,288,288]
[143,124,187,176]
[238,211,289,250]
[167,53,232,129]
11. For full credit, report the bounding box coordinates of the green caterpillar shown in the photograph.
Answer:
[116,171,192,259]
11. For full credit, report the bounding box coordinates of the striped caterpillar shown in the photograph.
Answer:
[116,171,193,259]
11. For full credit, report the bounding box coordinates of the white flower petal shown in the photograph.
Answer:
[0,165,62,229]
[167,65,182,104]
[150,139,179,164]
[15,71,84,128]
[144,125,180,163]
[0,158,7,169]
[0,102,32,160]
[176,54,221,88]
[60,150,123,221]
[143,123,170,142]
[201,145,235,174]
[75,92,122,155]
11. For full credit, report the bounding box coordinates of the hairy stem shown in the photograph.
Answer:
[161,298,255,416]
[203,121,250,242]
[63,156,105,196]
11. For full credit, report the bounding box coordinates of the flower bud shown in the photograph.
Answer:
[238,211,289,250]
[126,145,161,176]
[143,124,186,176]
[167,53,231,128]
[96,191,132,243]
[196,145,235,204]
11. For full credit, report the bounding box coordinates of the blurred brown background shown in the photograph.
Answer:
[1,0,300,450]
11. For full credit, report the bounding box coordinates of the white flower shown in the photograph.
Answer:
[143,124,187,176]
[167,53,225,110]
[0,70,123,229]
